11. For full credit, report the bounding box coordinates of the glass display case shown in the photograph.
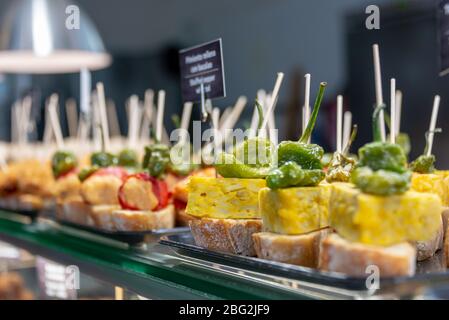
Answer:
[0,210,448,300]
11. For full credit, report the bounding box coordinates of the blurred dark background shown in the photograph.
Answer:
[0,0,448,165]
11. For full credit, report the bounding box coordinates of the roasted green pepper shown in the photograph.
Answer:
[216,100,274,179]
[326,125,358,183]
[143,143,170,178]
[265,82,327,188]
[409,155,435,174]
[118,149,139,168]
[91,151,118,168]
[410,129,441,174]
[78,166,99,182]
[351,167,411,196]
[51,151,78,178]
[266,161,324,189]
[357,141,408,174]
[351,105,411,195]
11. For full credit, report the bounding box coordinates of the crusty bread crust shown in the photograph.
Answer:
[412,216,443,261]
[176,207,198,227]
[253,228,331,267]
[319,234,416,277]
[112,205,175,231]
[56,199,95,226]
[0,194,47,211]
[89,205,121,230]
[189,218,262,256]
[58,201,175,232]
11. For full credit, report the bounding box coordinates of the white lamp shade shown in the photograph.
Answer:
[0,0,111,73]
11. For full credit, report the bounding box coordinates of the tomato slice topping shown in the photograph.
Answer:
[118,172,169,211]
[173,198,187,210]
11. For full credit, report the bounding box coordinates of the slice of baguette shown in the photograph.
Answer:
[89,205,121,231]
[189,218,262,256]
[412,216,443,261]
[253,228,331,267]
[319,234,416,277]
[56,199,95,226]
[112,204,175,231]
[176,207,198,227]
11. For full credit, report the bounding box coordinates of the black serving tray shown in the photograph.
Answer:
[0,207,39,221]
[160,232,449,292]
[57,219,190,245]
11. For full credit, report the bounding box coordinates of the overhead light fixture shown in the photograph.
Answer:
[0,0,111,74]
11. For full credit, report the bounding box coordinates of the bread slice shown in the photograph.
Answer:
[176,207,198,227]
[89,205,121,231]
[253,228,331,267]
[112,204,175,231]
[189,218,262,256]
[412,216,443,261]
[319,234,416,277]
[56,199,95,226]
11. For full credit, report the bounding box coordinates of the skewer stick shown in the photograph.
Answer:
[107,99,121,137]
[303,74,311,135]
[373,44,386,142]
[128,95,140,148]
[343,111,352,151]
[427,95,441,156]
[212,107,220,155]
[156,90,166,143]
[260,72,284,131]
[65,98,78,138]
[140,89,154,140]
[336,95,343,153]
[96,83,110,151]
[11,101,20,144]
[395,90,402,136]
[221,96,247,133]
[390,78,396,144]
[48,94,64,149]
[180,102,193,144]
[218,107,232,130]
[19,96,32,144]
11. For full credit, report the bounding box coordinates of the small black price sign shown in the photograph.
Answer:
[179,39,226,102]
[439,0,449,76]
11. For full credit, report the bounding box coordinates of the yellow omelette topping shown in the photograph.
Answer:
[186,177,265,219]
[329,183,442,246]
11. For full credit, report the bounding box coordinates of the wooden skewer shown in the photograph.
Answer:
[128,95,140,148]
[336,95,343,153]
[212,107,221,155]
[218,107,232,130]
[180,102,193,144]
[106,99,121,137]
[65,98,78,138]
[427,95,441,156]
[260,73,284,131]
[96,83,111,151]
[48,94,64,149]
[303,73,311,136]
[373,44,386,142]
[156,90,166,143]
[140,89,154,140]
[390,79,396,144]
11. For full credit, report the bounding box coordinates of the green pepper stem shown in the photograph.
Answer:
[343,124,358,155]
[299,82,327,143]
[255,99,265,136]
[372,104,385,142]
